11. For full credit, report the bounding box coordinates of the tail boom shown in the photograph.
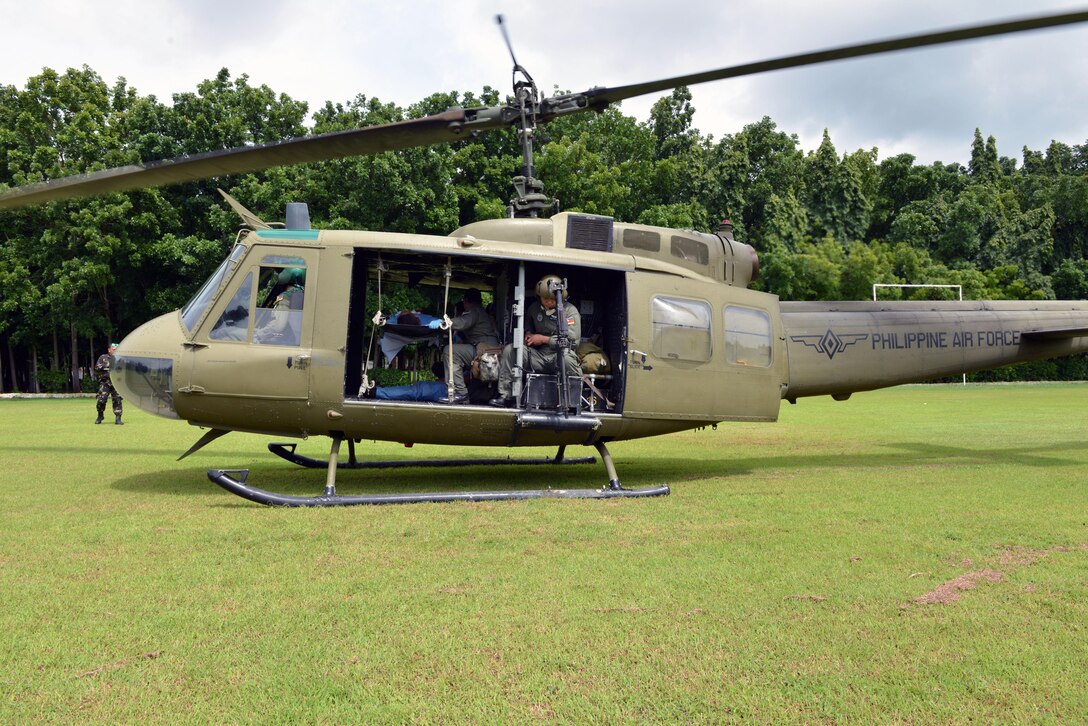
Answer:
[780,300,1088,400]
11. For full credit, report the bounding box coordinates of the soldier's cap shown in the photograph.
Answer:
[109,342,119,348]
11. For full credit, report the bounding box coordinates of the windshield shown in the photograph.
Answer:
[180,243,247,333]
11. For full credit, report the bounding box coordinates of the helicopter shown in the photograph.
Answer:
[3,10,1088,506]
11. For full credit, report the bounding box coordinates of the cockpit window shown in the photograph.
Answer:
[208,272,253,341]
[181,244,247,333]
[253,263,307,346]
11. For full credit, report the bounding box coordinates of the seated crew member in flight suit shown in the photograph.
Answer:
[254,267,305,344]
[490,274,581,408]
[430,287,500,404]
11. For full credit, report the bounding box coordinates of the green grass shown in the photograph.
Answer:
[2,385,1087,723]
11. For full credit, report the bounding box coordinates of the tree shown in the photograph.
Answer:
[840,241,895,300]
[801,130,871,244]
[4,59,1088,386]
[702,117,803,248]
[761,191,809,252]
[635,201,709,230]
[307,95,459,234]
[648,87,697,161]
[968,128,1000,182]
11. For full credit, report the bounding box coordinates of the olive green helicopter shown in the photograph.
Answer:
[4,11,1088,506]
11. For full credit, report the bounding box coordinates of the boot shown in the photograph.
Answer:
[115,414,124,425]
[95,412,104,424]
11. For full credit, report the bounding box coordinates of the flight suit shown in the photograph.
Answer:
[496,300,582,399]
[442,305,500,397]
[255,284,304,345]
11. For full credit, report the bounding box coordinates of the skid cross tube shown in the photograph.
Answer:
[208,441,668,507]
[267,442,596,469]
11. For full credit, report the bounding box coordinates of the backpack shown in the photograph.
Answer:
[576,341,611,375]
[471,344,505,382]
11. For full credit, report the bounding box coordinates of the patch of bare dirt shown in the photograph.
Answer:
[435,585,470,596]
[77,651,162,679]
[910,542,1087,607]
[997,544,1048,566]
[912,570,1003,605]
[785,594,827,602]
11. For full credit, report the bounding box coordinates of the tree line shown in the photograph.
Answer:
[2,67,1087,392]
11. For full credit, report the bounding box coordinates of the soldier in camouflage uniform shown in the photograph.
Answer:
[95,342,123,425]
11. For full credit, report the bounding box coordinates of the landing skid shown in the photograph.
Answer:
[208,439,669,507]
[267,441,596,469]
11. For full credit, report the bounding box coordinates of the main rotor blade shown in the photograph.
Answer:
[2,8,1086,210]
[0,108,507,210]
[580,9,1088,109]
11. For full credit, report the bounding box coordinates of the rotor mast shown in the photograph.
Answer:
[497,15,558,218]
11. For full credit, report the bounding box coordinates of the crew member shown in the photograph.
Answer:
[255,267,305,344]
[431,287,499,404]
[94,342,123,425]
[491,274,581,407]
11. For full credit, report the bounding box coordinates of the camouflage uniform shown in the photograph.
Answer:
[95,351,123,424]
[496,300,582,399]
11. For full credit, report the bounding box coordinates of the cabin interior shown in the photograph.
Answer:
[342,249,627,413]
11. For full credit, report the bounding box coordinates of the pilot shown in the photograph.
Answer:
[255,267,305,344]
[431,287,499,404]
[490,274,581,407]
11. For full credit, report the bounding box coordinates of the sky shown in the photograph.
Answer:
[2,0,1087,167]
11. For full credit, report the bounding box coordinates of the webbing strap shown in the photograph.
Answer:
[359,257,388,394]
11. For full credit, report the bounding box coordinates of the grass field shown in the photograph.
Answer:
[2,385,1086,723]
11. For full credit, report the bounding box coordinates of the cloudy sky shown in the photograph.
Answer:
[3,0,1087,166]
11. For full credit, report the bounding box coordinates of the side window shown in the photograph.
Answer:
[725,306,772,367]
[254,257,307,347]
[623,229,661,252]
[651,296,712,362]
[670,236,709,265]
[209,272,253,341]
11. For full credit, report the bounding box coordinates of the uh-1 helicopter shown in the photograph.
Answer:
[4,11,1088,507]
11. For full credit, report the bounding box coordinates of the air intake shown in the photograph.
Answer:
[566,214,613,253]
